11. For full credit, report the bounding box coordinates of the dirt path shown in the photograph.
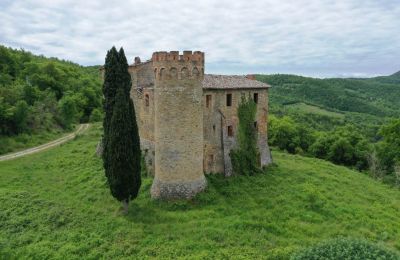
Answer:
[0,124,90,162]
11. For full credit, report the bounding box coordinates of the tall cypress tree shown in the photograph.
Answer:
[102,47,119,175]
[102,47,141,213]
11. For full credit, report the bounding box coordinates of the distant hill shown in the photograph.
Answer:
[391,71,400,77]
[257,73,400,117]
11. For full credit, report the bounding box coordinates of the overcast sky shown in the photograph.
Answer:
[1,0,399,77]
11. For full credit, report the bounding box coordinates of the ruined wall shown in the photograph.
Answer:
[150,51,206,199]
[202,88,271,176]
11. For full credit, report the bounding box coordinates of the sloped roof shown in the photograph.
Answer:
[202,74,270,90]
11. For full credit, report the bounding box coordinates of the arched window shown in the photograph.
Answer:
[170,67,177,79]
[160,68,166,80]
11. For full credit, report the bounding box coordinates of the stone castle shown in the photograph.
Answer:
[107,50,272,199]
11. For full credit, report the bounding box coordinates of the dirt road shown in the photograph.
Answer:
[0,124,90,162]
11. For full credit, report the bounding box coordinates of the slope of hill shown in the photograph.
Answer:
[257,73,400,139]
[0,45,102,154]
[257,73,400,117]
[0,124,399,259]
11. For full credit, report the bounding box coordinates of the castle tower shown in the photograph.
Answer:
[151,51,206,199]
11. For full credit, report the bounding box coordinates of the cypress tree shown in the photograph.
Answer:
[102,47,119,175]
[102,47,141,213]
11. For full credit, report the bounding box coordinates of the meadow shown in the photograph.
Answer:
[1,123,399,259]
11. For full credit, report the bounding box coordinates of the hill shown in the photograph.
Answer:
[257,73,400,117]
[0,45,102,154]
[0,124,399,259]
[257,73,400,140]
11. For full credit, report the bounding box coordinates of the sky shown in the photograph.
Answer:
[0,0,399,78]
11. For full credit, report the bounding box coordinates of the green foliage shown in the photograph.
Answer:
[13,100,29,133]
[0,44,101,138]
[102,47,141,205]
[107,88,141,202]
[230,96,260,175]
[376,119,400,175]
[268,115,314,154]
[302,183,326,211]
[89,108,103,122]
[310,125,370,170]
[291,238,400,260]
[257,74,400,117]
[58,94,79,129]
[1,124,400,258]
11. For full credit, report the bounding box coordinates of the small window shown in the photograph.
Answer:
[206,94,212,108]
[145,94,149,107]
[213,124,216,132]
[254,121,258,130]
[227,125,233,137]
[226,93,232,107]
[253,93,258,104]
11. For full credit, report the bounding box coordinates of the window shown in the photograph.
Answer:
[206,94,212,108]
[213,124,216,132]
[226,93,232,107]
[254,121,258,130]
[253,93,258,104]
[227,125,233,137]
[145,94,149,107]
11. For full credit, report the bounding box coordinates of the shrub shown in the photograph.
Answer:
[291,238,400,260]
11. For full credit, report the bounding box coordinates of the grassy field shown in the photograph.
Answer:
[284,102,345,119]
[1,123,400,259]
[0,126,76,155]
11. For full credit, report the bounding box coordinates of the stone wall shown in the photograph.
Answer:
[150,51,207,199]
[202,88,271,176]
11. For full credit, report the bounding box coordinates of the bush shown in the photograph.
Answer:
[89,108,103,122]
[291,238,399,260]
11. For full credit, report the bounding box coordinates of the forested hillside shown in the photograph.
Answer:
[258,73,400,184]
[0,45,102,153]
[258,73,400,117]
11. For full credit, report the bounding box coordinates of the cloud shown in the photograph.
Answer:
[0,0,399,77]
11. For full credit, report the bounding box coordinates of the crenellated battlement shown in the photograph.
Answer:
[152,51,204,62]
[152,50,204,81]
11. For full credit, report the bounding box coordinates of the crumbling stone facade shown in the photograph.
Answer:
[113,51,271,199]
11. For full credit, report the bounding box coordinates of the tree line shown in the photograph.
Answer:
[268,115,400,185]
[0,45,103,136]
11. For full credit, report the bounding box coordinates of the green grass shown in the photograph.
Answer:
[0,125,77,155]
[1,123,400,259]
[284,102,345,119]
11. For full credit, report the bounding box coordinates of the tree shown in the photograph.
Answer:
[58,94,78,129]
[13,100,29,133]
[268,115,300,154]
[102,47,119,183]
[377,119,400,173]
[230,96,260,175]
[102,47,141,213]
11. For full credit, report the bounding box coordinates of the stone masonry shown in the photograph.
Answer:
[104,50,272,200]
